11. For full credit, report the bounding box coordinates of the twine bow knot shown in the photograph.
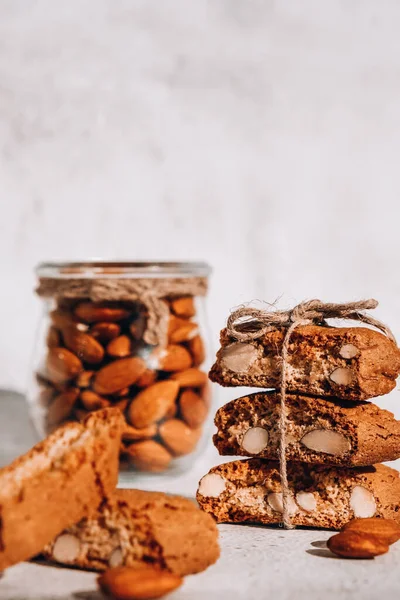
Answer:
[227,299,396,344]
[226,299,396,529]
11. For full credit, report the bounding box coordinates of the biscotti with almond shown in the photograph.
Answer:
[43,488,220,575]
[0,407,123,570]
[197,459,400,529]
[213,391,400,466]
[209,325,400,401]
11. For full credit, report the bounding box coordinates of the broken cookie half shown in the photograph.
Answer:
[213,391,400,466]
[0,407,124,570]
[209,325,400,401]
[44,489,220,576]
[197,459,400,529]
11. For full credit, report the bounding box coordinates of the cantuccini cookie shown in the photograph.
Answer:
[0,407,123,570]
[197,459,400,530]
[44,489,220,575]
[210,325,400,401]
[213,391,400,466]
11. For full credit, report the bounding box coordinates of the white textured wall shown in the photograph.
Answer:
[1,1,400,417]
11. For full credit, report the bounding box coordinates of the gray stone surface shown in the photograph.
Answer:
[1,392,400,599]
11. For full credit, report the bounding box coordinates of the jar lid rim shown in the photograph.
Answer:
[36,260,211,279]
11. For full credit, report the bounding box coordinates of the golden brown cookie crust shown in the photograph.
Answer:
[210,325,400,401]
[197,459,400,530]
[213,391,400,466]
[43,488,220,576]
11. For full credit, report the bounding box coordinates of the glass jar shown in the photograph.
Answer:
[28,261,212,477]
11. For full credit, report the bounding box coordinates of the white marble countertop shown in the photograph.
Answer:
[1,392,400,600]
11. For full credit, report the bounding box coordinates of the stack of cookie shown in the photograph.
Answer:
[197,320,400,528]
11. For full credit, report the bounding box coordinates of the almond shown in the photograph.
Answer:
[330,367,353,386]
[91,322,121,343]
[350,486,376,518]
[98,566,183,600]
[201,382,212,408]
[46,327,61,348]
[159,419,201,456]
[75,302,131,323]
[296,491,317,513]
[343,518,400,545]
[169,322,199,343]
[300,429,351,456]
[80,390,111,410]
[107,335,132,358]
[93,357,146,395]
[168,315,188,335]
[122,423,157,442]
[156,345,192,372]
[165,402,178,419]
[52,534,81,563]
[170,368,208,388]
[339,344,360,359]
[220,342,258,373]
[46,347,83,384]
[62,327,105,364]
[188,335,206,366]
[50,309,85,332]
[198,473,227,498]
[129,316,146,341]
[267,492,298,516]
[136,369,157,388]
[76,370,94,388]
[171,296,196,318]
[128,381,179,428]
[47,388,79,426]
[327,531,389,559]
[168,315,197,341]
[241,427,269,455]
[126,440,172,472]
[109,548,124,568]
[38,386,55,407]
[180,389,208,428]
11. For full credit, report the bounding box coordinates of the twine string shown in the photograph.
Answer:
[226,299,396,529]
